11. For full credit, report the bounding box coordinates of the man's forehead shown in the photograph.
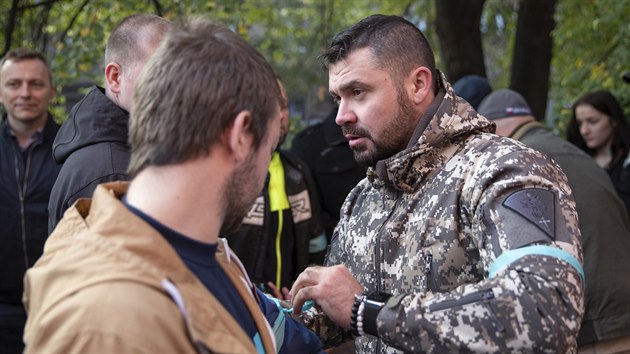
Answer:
[0,59,50,81]
[328,50,385,92]
[2,58,48,72]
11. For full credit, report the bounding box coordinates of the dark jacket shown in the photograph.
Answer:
[0,114,60,309]
[513,121,630,345]
[291,108,366,241]
[225,150,325,289]
[47,86,131,233]
[607,149,630,218]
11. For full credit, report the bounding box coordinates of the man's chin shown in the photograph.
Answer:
[353,150,377,167]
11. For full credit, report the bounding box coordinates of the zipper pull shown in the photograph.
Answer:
[424,254,432,273]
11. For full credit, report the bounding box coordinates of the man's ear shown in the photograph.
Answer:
[408,66,433,105]
[105,62,122,94]
[226,110,254,163]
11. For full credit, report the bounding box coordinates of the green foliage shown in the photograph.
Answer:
[2,0,626,131]
[1,0,412,123]
[551,0,630,133]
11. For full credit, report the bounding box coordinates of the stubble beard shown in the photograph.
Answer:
[348,93,418,167]
[220,154,259,235]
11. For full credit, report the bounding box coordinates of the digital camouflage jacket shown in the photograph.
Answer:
[326,75,584,353]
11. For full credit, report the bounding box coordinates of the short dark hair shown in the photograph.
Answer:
[320,14,437,93]
[105,14,171,69]
[127,17,280,176]
[567,90,630,163]
[0,47,53,86]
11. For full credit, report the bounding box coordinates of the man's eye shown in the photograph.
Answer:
[352,89,363,97]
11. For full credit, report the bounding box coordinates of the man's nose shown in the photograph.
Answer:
[335,102,356,127]
[18,83,31,97]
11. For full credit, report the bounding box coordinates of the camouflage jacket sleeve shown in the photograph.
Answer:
[327,146,585,353]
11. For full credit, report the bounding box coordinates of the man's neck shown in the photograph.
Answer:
[125,158,228,244]
[7,115,47,148]
[595,140,614,168]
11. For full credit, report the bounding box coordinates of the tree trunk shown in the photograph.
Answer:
[510,0,556,120]
[435,0,486,83]
[2,0,21,57]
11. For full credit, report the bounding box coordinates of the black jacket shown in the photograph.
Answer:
[224,150,325,289]
[48,86,131,233]
[0,114,60,308]
[291,108,366,240]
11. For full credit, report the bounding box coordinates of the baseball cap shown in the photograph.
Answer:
[477,89,532,120]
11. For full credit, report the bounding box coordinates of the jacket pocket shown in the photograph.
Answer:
[427,289,495,312]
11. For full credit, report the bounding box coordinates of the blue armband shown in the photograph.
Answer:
[488,245,584,284]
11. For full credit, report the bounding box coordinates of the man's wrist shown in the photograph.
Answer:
[350,294,365,336]
[352,292,392,337]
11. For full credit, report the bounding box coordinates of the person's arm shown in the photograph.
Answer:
[292,151,584,352]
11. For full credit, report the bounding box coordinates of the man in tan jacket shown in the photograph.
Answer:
[23,17,323,353]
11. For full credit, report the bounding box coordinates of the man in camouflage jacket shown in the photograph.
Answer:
[290,15,584,353]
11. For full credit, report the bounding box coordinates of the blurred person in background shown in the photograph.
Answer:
[479,89,630,354]
[47,14,172,233]
[225,79,327,300]
[567,90,630,218]
[0,48,60,354]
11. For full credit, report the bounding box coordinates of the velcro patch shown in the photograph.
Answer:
[503,188,555,239]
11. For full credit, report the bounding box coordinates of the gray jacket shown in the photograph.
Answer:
[327,75,584,353]
[513,121,630,345]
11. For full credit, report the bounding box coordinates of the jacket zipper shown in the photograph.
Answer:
[374,191,401,353]
[423,253,433,291]
[12,143,34,269]
[428,289,495,312]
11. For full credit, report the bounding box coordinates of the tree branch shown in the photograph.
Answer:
[151,0,163,16]
[18,0,61,11]
[58,0,91,44]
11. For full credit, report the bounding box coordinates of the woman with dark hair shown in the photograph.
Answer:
[567,90,630,216]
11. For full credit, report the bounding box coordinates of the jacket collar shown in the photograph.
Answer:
[2,113,59,143]
[367,72,495,193]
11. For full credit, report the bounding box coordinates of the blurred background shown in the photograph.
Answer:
[1,0,628,143]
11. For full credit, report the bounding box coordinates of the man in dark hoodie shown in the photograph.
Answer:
[48,14,171,233]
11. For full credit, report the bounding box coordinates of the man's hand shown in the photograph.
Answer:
[289,265,364,330]
[266,281,290,300]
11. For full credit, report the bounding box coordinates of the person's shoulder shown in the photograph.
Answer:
[26,281,190,353]
[293,122,324,145]
[279,148,309,172]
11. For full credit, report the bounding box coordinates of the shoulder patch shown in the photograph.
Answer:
[503,188,555,239]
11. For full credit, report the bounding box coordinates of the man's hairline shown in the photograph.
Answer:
[327,46,408,97]
[0,56,55,88]
[105,23,166,70]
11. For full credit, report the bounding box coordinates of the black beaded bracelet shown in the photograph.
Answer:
[350,294,365,337]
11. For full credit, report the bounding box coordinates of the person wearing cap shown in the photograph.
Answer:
[453,74,492,110]
[478,89,630,353]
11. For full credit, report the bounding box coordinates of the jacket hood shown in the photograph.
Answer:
[52,86,129,164]
[369,72,496,192]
